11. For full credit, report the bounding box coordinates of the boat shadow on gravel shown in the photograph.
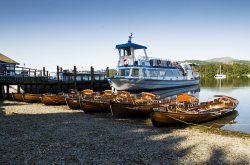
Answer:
[0,102,248,164]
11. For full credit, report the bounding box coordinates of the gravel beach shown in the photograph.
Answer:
[0,100,250,164]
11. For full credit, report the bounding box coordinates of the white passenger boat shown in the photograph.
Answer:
[108,34,200,91]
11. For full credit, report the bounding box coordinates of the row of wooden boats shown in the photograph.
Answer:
[11,89,239,127]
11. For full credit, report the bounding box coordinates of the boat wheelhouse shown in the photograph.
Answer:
[108,34,200,91]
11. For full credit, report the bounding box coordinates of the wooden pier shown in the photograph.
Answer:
[0,65,110,99]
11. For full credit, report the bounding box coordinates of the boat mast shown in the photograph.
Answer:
[128,33,135,63]
[220,65,222,75]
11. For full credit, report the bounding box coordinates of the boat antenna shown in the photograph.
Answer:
[128,33,133,43]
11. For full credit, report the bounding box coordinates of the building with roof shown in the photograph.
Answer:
[0,53,19,76]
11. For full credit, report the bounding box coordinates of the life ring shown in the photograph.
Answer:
[124,58,129,66]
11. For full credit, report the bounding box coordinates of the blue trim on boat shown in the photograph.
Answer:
[108,77,199,83]
[116,42,147,49]
[118,66,179,69]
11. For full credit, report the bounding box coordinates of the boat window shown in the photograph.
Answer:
[122,48,131,56]
[118,69,130,76]
[131,68,139,77]
[172,69,179,76]
[159,70,165,76]
[142,68,147,77]
[165,70,173,77]
[149,69,159,77]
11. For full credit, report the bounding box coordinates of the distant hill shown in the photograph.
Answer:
[206,57,236,63]
[185,57,250,65]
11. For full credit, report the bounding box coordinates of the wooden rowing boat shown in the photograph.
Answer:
[110,92,158,117]
[150,95,239,127]
[41,94,66,105]
[65,96,81,110]
[65,89,100,110]
[80,90,114,113]
[110,92,198,117]
[23,93,42,103]
[11,93,24,102]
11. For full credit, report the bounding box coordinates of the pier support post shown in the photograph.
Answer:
[46,71,49,81]
[90,66,94,90]
[29,84,32,93]
[43,67,46,81]
[24,84,27,93]
[17,85,21,93]
[6,84,9,99]
[74,66,77,91]
[57,65,61,93]
[0,84,3,99]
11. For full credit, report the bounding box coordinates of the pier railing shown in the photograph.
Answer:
[0,66,109,84]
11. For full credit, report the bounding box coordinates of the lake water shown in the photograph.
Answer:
[149,77,250,134]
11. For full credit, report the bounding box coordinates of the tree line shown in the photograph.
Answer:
[200,63,250,77]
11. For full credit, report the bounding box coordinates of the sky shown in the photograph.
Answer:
[0,0,250,72]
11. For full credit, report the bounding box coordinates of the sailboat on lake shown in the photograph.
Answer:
[214,65,226,79]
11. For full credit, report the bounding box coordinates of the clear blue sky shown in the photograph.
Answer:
[0,0,249,72]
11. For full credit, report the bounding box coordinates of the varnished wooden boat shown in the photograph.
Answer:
[80,90,114,113]
[66,96,81,110]
[11,93,24,102]
[66,89,100,110]
[23,93,42,103]
[110,92,158,117]
[41,94,66,105]
[150,95,239,127]
[110,92,198,117]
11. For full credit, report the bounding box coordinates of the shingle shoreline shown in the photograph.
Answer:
[0,101,250,164]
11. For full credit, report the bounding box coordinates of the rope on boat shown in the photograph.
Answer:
[164,114,250,129]
[165,114,213,128]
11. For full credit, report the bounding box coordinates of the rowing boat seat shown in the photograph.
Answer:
[83,89,94,95]
[103,90,113,96]
[117,91,131,98]
[176,93,198,103]
[140,92,159,100]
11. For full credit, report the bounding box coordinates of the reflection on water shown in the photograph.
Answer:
[200,110,239,129]
[149,85,200,99]
[130,77,250,134]
[200,77,250,88]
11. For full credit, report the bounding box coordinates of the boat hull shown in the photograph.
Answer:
[23,94,42,103]
[12,93,24,102]
[108,78,200,91]
[110,100,151,117]
[66,97,81,110]
[150,107,237,127]
[41,95,66,105]
[80,100,110,113]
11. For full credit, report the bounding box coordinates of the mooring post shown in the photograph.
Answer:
[74,66,77,91]
[90,66,94,89]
